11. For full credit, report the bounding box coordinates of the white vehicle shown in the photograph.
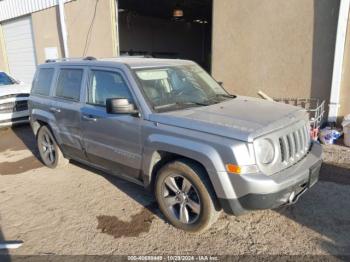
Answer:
[0,71,31,127]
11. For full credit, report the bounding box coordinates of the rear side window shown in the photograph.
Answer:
[55,69,83,101]
[32,68,54,96]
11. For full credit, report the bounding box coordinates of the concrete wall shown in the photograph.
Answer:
[339,17,350,119]
[64,0,117,58]
[0,24,8,72]
[31,0,117,64]
[212,0,339,110]
[32,6,63,64]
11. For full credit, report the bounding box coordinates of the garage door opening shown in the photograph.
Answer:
[117,0,213,72]
[2,16,37,84]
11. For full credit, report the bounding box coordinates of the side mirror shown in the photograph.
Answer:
[106,98,139,115]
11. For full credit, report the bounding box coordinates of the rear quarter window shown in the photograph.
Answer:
[55,69,83,101]
[31,68,55,96]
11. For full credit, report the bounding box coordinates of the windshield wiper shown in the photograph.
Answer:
[216,94,236,99]
[153,101,209,110]
[178,101,210,106]
[205,94,236,104]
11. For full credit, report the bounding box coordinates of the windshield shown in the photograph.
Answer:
[0,72,16,86]
[134,64,235,112]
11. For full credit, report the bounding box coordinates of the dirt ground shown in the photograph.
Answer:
[0,125,350,257]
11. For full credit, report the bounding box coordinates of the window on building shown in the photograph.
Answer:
[55,69,83,101]
[87,70,133,106]
[31,68,54,96]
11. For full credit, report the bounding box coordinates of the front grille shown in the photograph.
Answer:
[0,100,28,113]
[279,124,310,164]
[0,93,29,100]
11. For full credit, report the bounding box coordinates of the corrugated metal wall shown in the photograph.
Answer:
[2,16,37,83]
[0,0,72,22]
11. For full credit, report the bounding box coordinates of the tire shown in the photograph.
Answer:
[37,125,69,168]
[155,159,219,232]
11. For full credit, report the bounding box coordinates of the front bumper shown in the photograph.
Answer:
[0,97,29,127]
[219,142,322,215]
[0,111,29,127]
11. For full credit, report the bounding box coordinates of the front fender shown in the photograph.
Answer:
[142,134,237,199]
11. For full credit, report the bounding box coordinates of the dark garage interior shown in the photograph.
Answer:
[117,0,213,71]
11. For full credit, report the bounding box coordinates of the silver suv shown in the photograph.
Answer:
[29,57,322,232]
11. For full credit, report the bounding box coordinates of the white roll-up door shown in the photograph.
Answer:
[2,16,37,84]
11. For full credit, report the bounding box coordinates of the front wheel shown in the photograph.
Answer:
[37,125,69,168]
[155,159,219,232]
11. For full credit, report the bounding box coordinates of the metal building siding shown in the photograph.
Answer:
[0,0,72,22]
[2,16,37,83]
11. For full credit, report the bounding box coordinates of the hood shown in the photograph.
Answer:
[0,84,31,97]
[149,96,308,142]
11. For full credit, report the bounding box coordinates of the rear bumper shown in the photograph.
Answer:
[220,142,322,215]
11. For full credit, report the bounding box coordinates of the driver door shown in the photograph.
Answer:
[81,67,143,180]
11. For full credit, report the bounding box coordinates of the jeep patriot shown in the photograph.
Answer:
[29,57,322,232]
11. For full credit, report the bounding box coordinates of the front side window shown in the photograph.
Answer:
[87,70,133,106]
[31,68,54,96]
[55,69,83,101]
[134,64,234,112]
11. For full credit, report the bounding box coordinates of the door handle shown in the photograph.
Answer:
[49,107,61,113]
[82,115,98,122]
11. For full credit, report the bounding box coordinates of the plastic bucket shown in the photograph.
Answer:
[344,125,350,147]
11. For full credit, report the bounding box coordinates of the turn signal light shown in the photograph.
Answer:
[226,164,241,174]
[226,164,259,175]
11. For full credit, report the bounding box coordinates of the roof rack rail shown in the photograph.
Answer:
[119,55,153,58]
[45,59,58,63]
[45,57,97,63]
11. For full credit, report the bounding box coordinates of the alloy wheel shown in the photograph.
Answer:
[40,131,56,165]
[161,175,201,224]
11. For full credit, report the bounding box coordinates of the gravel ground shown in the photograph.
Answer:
[0,125,349,257]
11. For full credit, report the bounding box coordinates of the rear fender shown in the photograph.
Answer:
[30,108,62,144]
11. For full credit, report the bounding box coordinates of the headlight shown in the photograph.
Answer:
[256,139,275,165]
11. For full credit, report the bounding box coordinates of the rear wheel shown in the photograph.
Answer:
[155,159,219,232]
[37,125,68,168]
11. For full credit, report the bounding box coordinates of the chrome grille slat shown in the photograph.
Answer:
[298,129,305,153]
[0,93,29,100]
[304,125,310,150]
[287,134,295,160]
[280,137,289,162]
[293,131,300,155]
[0,101,28,113]
[284,136,290,160]
[302,126,307,150]
[305,126,311,150]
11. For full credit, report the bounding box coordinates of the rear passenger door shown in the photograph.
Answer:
[80,67,143,180]
[51,67,87,160]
